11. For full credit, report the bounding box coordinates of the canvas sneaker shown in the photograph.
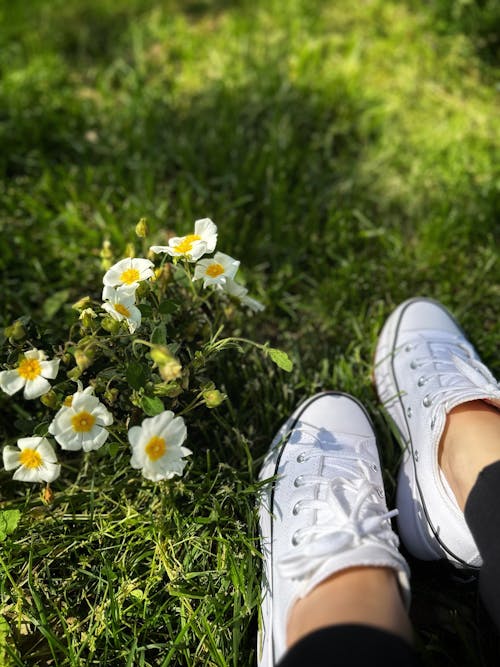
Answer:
[374,297,500,568]
[257,391,410,667]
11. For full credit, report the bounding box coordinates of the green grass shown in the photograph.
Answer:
[0,0,499,664]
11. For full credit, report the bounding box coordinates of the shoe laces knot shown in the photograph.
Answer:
[277,453,399,581]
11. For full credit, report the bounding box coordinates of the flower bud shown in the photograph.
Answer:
[100,240,113,270]
[101,316,121,334]
[41,485,55,505]
[40,389,59,409]
[202,388,225,409]
[153,382,182,398]
[159,359,182,382]
[104,387,119,404]
[150,345,172,366]
[79,307,97,329]
[135,218,148,238]
[74,348,94,372]
[4,320,26,341]
[67,367,82,381]
[125,242,135,258]
[72,296,91,312]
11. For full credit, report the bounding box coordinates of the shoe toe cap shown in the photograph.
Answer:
[396,298,463,339]
[297,392,374,440]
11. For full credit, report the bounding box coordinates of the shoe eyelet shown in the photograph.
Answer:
[422,395,432,407]
[291,533,300,546]
[371,463,378,472]
[410,360,418,370]
[294,476,304,488]
[377,487,384,498]
[292,503,300,516]
[405,344,412,352]
[296,453,305,463]
[406,406,412,418]
[430,417,436,430]
[417,376,426,387]
[414,450,419,462]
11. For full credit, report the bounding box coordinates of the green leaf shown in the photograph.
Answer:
[0,510,21,542]
[43,289,70,319]
[126,360,149,390]
[108,441,120,457]
[267,347,293,372]
[151,324,167,345]
[159,300,179,315]
[141,396,164,416]
[138,304,153,318]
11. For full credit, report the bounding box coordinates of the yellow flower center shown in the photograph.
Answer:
[120,268,141,285]
[114,303,131,318]
[71,411,96,433]
[17,358,42,381]
[145,435,166,461]
[19,448,42,469]
[174,234,201,254]
[206,262,224,278]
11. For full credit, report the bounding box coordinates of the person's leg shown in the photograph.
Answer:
[374,298,500,628]
[280,625,421,667]
[287,567,411,648]
[439,400,500,512]
[258,392,417,667]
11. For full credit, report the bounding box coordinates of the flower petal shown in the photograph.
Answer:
[23,376,51,400]
[165,416,187,448]
[194,218,218,252]
[92,404,114,427]
[82,426,109,452]
[40,359,60,380]
[39,461,61,483]
[149,411,175,436]
[3,446,21,470]
[35,438,58,464]
[13,466,43,483]
[128,425,143,448]
[0,370,25,396]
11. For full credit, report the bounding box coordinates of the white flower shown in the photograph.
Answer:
[3,437,61,483]
[150,218,218,262]
[49,386,113,452]
[0,349,60,400]
[128,411,192,482]
[102,257,154,288]
[102,285,141,333]
[224,279,265,312]
[193,251,240,287]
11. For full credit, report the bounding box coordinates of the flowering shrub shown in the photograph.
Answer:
[0,218,291,495]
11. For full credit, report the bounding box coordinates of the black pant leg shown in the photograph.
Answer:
[277,624,422,667]
[464,459,500,633]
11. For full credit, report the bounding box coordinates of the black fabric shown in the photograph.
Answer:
[277,624,421,667]
[464,459,500,633]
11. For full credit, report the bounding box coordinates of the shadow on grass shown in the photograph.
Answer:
[404,0,500,65]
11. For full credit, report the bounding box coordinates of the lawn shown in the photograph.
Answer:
[0,0,499,665]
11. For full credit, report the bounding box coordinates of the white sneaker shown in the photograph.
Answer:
[257,391,410,667]
[374,297,500,568]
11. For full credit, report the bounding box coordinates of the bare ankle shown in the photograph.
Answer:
[286,566,412,650]
[439,401,500,510]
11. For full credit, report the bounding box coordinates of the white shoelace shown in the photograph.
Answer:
[278,448,399,581]
[406,337,500,428]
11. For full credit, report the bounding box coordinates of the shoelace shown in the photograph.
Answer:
[278,447,398,581]
[405,337,500,428]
